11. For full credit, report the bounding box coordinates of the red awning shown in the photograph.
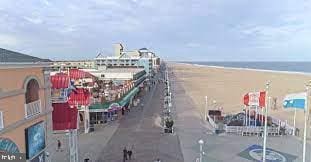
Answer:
[52,103,78,130]
[51,73,70,89]
[69,69,96,80]
[68,88,90,106]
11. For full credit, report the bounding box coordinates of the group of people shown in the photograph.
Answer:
[123,147,133,161]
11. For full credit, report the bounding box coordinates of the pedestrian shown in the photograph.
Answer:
[123,147,128,162]
[127,149,132,160]
[57,140,62,152]
[155,158,161,162]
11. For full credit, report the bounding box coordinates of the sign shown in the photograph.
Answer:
[25,122,46,159]
[30,151,45,162]
[109,103,121,111]
[238,145,297,162]
[0,138,20,153]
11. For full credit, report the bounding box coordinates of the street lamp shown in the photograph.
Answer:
[204,96,208,121]
[198,139,204,162]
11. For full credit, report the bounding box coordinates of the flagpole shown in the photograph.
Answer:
[263,81,270,162]
[293,108,296,136]
[255,106,258,126]
[302,82,310,162]
[248,106,251,126]
[244,105,246,126]
[261,108,264,125]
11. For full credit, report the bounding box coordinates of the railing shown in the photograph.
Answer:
[207,115,218,129]
[225,125,279,135]
[25,100,41,119]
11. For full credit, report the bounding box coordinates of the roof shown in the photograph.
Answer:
[69,69,95,79]
[140,48,148,50]
[0,48,51,63]
[50,73,70,89]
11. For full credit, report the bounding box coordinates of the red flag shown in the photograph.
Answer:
[52,103,78,130]
[243,91,266,107]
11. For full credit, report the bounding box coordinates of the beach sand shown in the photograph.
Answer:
[171,63,311,131]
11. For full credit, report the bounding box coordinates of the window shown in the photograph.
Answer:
[0,111,3,130]
[25,79,39,104]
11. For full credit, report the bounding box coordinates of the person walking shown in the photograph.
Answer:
[123,147,128,162]
[127,149,132,160]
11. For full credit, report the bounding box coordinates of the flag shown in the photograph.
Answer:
[283,92,306,110]
[52,103,78,130]
[243,91,266,107]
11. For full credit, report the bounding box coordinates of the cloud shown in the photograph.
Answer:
[0,0,311,61]
[23,16,43,24]
[41,0,50,6]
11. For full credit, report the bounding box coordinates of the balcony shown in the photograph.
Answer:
[25,100,41,119]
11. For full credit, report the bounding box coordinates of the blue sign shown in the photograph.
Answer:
[30,151,45,162]
[25,122,46,159]
[0,138,19,153]
[238,145,297,162]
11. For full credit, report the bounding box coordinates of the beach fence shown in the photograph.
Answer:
[224,125,280,136]
[224,115,295,136]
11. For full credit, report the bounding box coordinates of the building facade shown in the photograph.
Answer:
[95,44,160,77]
[0,62,53,162]
[51,60,95,71]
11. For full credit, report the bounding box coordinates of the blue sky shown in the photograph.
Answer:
[0,0,311,61]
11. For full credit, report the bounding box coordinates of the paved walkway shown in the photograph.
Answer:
[96,79,184,162]
[79,122,119,161]
[170,71,212,162]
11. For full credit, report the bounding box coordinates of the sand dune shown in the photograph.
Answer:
[171,63,311,131]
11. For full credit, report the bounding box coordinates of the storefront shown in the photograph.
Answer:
[88,87,139,125]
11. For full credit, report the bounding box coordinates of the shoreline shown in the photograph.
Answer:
[175,62,311,76]
[170,63,311,133]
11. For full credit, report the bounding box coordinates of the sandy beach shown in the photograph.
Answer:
[171,63,311,131]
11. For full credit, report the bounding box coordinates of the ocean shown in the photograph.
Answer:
[181,62,311,74]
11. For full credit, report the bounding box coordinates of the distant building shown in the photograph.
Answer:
[51,60,95,71]
[82,68,146,86]
[95,43,160,77]
[114,43,124,57]
[0,48,53,161]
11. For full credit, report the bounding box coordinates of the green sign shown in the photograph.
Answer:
[0,138,20,153]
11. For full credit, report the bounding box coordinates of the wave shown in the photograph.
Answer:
[176,62,311,76]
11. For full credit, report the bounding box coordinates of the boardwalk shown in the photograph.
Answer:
[97,80,184,162]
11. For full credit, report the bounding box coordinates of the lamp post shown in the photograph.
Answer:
[205,96,208,121]
[198,139,204,162]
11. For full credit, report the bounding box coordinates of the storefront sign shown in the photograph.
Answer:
[0,138,19,153]
[25,122,46,159]
[109,103,121,111]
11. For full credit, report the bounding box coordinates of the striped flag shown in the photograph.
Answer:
[283,92,306,110]
[243,91,266,107]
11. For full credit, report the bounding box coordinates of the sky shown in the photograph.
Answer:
[0,0,311,61]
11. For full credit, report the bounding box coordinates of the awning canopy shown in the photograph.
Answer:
[52,102,78,130]
[51,73,70,89]
[69,69,95,80]
[89,87,139,111]
[119,87,139,107]
[68,88,90,106]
